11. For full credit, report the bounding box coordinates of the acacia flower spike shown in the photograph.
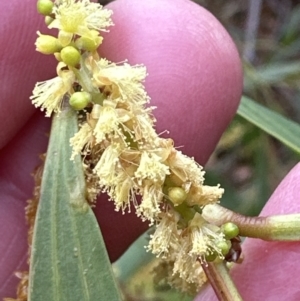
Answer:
[31,0,231,296]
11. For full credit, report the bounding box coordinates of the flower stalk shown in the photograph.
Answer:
[202,204,300,241]
[201,261,243,301]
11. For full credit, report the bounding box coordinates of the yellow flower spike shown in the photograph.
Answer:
[37,0,54,16]
[60,46,81,67]
[30,0,237,298]
[69,91,92,110]
[35,31,62,55]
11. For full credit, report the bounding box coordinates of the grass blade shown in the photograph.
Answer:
[237,96,300,155]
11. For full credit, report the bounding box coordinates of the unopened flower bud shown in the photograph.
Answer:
[45,16,54,26]
[61,46,81,67]
[37,0,54,16]
[216,240,231,256]
[221,222,239,240]
[75,34,103,52]
[54,52,62,62]
[35,32,62,55]
[168,187,187,206]
[69,92,92,110]
[205,251,217,262]
[58,31,73,47]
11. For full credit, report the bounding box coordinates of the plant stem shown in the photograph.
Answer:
[201,261,243,301]
[202,204,300,241]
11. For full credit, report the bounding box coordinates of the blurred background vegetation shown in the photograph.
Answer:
[99,0,300,300]
[195,0,300,217]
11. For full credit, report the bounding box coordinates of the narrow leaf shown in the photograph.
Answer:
[255,61,300,84]
[28,101,122,301]
[237,96,300,155]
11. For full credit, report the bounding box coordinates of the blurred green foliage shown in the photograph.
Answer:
[197,0,300,216]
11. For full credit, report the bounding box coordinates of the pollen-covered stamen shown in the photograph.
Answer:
[93,144,120,187]
[112,174,135,213]
[167,150,205,186]
[135,152,170,185]
[92,102,129,144]
[147,211,181,258]
[49,0,113,41]
[188,213,226,260]
[70,122,94,160]
[137,183,164,223]
[30,63,75,117]
[186,184,224,207]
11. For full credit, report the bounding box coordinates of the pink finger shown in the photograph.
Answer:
[0,0,56,149]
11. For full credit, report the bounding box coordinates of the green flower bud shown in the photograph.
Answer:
[69,92,92,110]
[37,0,54,16]
[35,32,62,55]
[60,46,81,67]
[54,52,62,62]
[174,202,195,222]
[58,31,73,47]
[216,240,231,256]
[205,251,217,262]
[221,222,239,240]
[168,187,187,206]
[44,16,54,26]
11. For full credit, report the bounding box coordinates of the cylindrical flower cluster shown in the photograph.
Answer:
[31,0,229,293]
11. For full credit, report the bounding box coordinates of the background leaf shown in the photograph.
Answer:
[28,103,122,301]
[237,96,300,155]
